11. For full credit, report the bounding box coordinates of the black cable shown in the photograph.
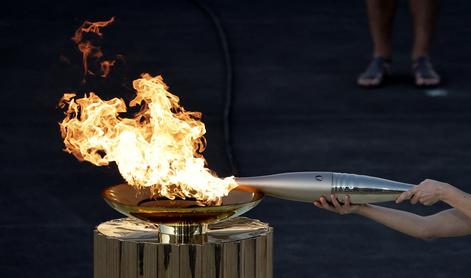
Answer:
[190,0,238,175]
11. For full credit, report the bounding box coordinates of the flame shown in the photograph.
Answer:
[72,17,116,79]
[59,74,237,205]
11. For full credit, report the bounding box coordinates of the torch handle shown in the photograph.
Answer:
[235,172,414,204]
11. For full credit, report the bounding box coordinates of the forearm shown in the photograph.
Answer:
[355,204,430,239]
[442,186,471,219]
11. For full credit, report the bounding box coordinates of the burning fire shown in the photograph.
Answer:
[59,74,237,205]
[71,17,117,79]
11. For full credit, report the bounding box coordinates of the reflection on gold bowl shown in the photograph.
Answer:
[102,183,263,236]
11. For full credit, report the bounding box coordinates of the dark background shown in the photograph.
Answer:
[2,0,471,277]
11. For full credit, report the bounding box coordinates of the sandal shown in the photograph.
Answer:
[357,57,392,87]
[413,56,441,87]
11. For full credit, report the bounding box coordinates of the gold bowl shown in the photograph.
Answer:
[102,183,263,236]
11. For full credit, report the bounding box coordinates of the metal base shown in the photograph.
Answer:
[94,217,273,278]
[158,223,208,235]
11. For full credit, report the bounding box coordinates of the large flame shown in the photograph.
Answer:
[59,74,237,205]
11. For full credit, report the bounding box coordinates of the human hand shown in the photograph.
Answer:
[313,194,361,215]
[396,179,453,206]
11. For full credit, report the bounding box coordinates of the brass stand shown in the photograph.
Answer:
[94,217,273,278]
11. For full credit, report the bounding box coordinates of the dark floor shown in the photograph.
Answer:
[2,0,471,277]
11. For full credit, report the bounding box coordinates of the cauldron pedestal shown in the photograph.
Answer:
[94,217,273,278]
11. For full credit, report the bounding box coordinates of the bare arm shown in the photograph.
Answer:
[357,205,471,239]
[437,187,471,220]
[397,179,471,220]
[315,194,471,239]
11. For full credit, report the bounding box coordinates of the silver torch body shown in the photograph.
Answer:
[235,172,413,204]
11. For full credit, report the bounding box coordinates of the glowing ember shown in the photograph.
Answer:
[59,74,237,205]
